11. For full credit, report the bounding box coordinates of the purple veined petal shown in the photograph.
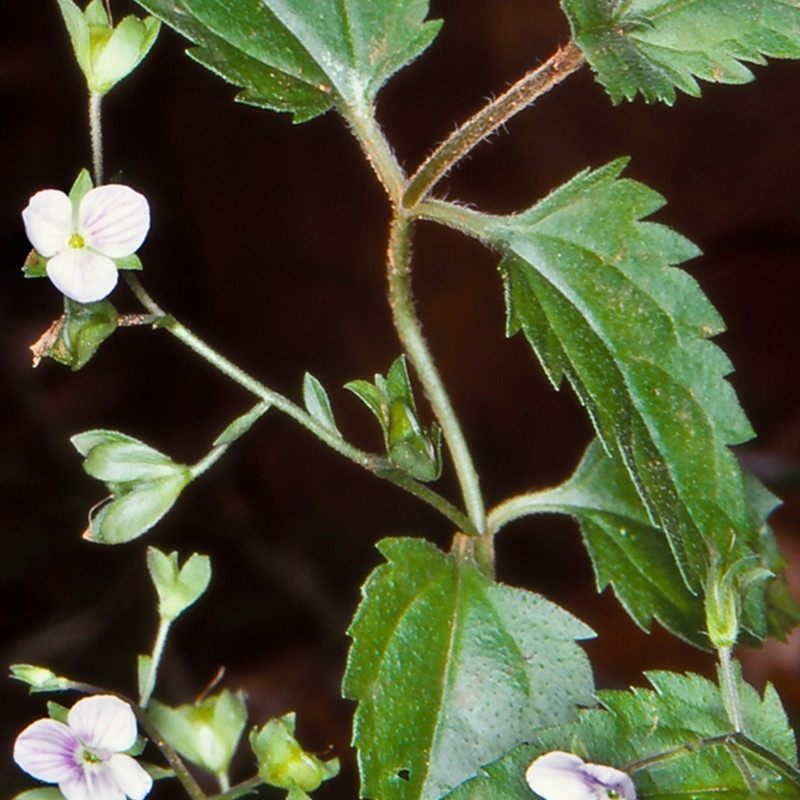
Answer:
[13,718,81,783]
[107,753,154,800]
[526,751,600,800]
[22,189,73,257]
[60,762,125,800]
[79,184,150,258]
[583,762,637,800]
[68,696,139,754]
[46,250,119,303]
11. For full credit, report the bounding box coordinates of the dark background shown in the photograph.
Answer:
[2,1,800,796]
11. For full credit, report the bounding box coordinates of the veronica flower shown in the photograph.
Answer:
[526,750,637,800]
[23,182,150,303]
[13,694,153,800]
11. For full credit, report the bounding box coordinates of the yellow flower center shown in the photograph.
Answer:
[68,232,86,249]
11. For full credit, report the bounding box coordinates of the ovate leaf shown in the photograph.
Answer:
[456,159,756,590]
[342,537,595,800]
[133,0,441,121]
[561,0,800,104]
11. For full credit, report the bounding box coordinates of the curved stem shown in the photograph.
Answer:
[139,616,172,708]
[386,215,486,534]
[404,42,585,208]
[123,275,474,533]
[345,101,407,205]
[89,92,104,185]
[487,488,565,535]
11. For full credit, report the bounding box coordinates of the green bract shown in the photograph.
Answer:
[9,665,72,694]
[250,712,340,799]
[131,0,441,121]
[71,430,192,544]
[146,548,211,622]
[149,690,247,778]
[56,0,161,95]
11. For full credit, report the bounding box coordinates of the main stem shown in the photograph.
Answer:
[386,214,486,534]
[403,41,585,208]
[89,92,104,185]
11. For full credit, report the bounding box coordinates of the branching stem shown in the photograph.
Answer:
[123,275,475,533]
[403,41,585,208]
[386,215,486,534]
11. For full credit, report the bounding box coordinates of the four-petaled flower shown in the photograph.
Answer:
[13,694,153,800]
[526,750,637,800]
[23,182,150,303]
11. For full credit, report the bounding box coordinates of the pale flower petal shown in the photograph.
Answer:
[61,763,125,800]
[68,695,139,753]
[22,189,73,257]
[107,753,154,800]
[79,184,150,258]
[14,718,81,783]
[47,250,119,303]
[526,750,636,800]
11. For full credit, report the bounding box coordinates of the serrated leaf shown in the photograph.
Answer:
[303,372,340,435]
[446,668,800,800]
[342,537,595,800]
[572,669,799,797]
[133,0,441,122]
[524,439,709,648]
[561,0,800,104]
[453,159,756,590]
[514,440,800,648]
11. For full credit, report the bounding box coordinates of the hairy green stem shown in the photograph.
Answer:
[487,488,564,535]
[386,215,486,534]
[346,102,407,205]
[403,42,585,208]
[123,275,473,532]
[718,646,744,733]
[139,616,172,708]
[89,92,104,185]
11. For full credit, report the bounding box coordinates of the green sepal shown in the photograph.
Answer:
[11,790,65,800]
[30,299,118,371]
[250,712,340,794]
[71,430,192,544]
[303,372,340,435]
[146,547,212,622]
[9,664,73,694]
[149,690,248,777]
[561,0,800,104]
[56,0,161,95]
[46,701,70,725]
[347,356,442,482]
[343,537,595,800]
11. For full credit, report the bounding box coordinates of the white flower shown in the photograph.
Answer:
[13,694,153,800]
[526,751,637,800]
[23,183,150,303]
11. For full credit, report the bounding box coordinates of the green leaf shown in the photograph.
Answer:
[447,668,800,800]
[513,440,800,648]
[11,789,65,800]
[303,372,340,435]
[212,401,271,447]
[132,0,441,121]
[342,537,595,800]
[9,664,73,693]
[525,439,709,648]
[456,159,755,590]
[561,0,800,104]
